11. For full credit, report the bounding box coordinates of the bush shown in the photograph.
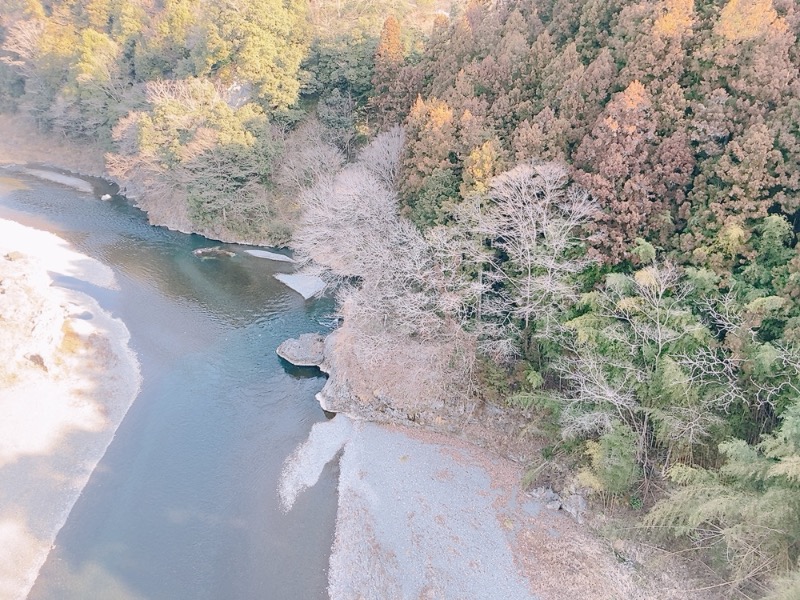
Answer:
[579,423,640,496]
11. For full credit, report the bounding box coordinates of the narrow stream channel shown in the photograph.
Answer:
[0,175,337,599]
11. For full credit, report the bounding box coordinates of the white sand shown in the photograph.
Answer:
[0,217,141,600]
[279,415,353,510]
[274,273,326,299]
[244,249,295,263]
[22,168,95,194]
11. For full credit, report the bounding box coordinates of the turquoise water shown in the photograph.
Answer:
[0,177,336,599]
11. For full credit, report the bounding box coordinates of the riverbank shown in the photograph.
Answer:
[0,115,107,179]
[279,333,724,600]
[280,414,714,600]
[0,208,140,599]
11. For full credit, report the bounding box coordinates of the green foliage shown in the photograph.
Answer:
[556,260,794,474]
[580,423,640,496]
[302,32,377,103]
[189,0,309,110]
[763,570,800,600]
[0,62,24,111]
[684,267,720,298]
[133,0,196,79]
[105,79,299,244]
[317,89,358,154]
[507,365,551,412]
[475,357,515,405]
[4,0,311,141]
[630,238,656,265]
[185,132,281,237]
[408,167,460,226]
[647,400,800,588]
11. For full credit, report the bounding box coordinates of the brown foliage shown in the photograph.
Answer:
[380,0,798,269]
[574,81,693,260]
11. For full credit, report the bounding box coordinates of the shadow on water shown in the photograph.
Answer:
[1,176,338,600]
[278,358,326,380]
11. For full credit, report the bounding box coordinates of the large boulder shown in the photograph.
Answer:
[276,333,326,367]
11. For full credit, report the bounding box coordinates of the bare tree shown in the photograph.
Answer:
[358,125,405,190]
[556,352,640,440]
[472,162,597,352]
[292,130,482,410]
[274,119,345,194]
[1,19,43,78]
[602,260,698,362]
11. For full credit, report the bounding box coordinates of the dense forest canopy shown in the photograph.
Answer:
[2,0,800,596]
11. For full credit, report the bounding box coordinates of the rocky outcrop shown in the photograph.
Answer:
[316,330,359,414]
[529,487,588,524]
[315,328,412,423]
[276,333,326,367]
[192,246,236,258]
[311,326,544,466]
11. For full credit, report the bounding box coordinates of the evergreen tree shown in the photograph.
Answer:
[574,80,692,260]
[648,398,800,589]
[370,16,403,128]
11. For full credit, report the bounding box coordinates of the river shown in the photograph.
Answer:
[0,175,337,599]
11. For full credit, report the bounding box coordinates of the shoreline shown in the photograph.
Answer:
[0,115,108,179]
[278,331,699,600]
[0,214,141,600]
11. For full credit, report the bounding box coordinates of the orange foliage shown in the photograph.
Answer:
[716,0,784,40]
[653,0,695,38]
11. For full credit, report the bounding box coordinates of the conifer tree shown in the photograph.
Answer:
[400,96,460,225]
[575,81,690,260]
[647,398,800,589]
[370,15,403,128]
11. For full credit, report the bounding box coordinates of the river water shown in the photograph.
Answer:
[0,175,337,599]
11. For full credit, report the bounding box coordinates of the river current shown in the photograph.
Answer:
[0,175,336,599]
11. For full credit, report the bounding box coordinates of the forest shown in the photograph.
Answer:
[1,0,799,596]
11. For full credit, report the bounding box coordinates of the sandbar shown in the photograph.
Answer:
[0,218,140,600]
[22,168,95,194]
[245,249,295,263]
[274,273,326,299]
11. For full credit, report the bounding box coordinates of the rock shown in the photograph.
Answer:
[100,194,112,200]
[277,333,326,367]
[192,246,236,258]
[545,500,562,511]
[530,487,560,503]
[562,494,587,523]
[25,353,48,371]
